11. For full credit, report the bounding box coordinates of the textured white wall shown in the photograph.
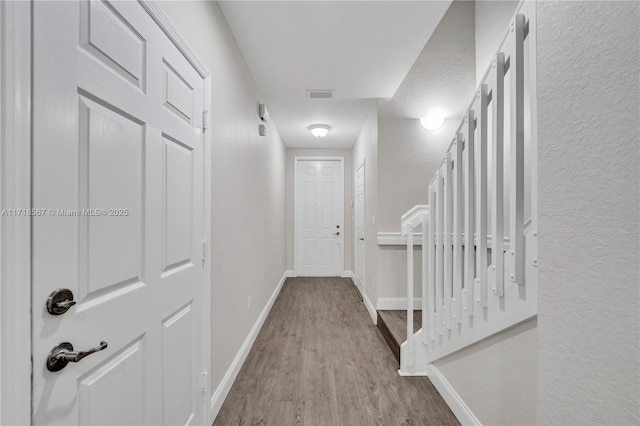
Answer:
[353,105,379,308]
[285,148,353,272]
[159,1,287,393]
[536,2,640,423]
[474,1,519,86]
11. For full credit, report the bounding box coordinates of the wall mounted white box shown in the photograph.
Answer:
[258,103,269,122]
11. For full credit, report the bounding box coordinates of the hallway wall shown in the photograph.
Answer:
[159,0,287,399]
[285,148,353,274]
[536,1,640,423]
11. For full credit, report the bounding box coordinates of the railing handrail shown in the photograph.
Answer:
[399,1,537,375]
[401,205,429,236]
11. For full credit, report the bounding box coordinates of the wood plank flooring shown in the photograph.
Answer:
[213,277,459,426]
[379,310,422,341]
[377,310,422,365]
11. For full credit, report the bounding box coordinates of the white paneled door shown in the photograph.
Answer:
[354,163,365,294]
[295,158,344,276]
[32,1,206,425]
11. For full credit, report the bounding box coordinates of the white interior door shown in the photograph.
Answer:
[32,1,206,424]
[295,158,344,276]
[354,163,365,294]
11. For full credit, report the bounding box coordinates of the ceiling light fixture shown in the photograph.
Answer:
[309,124,331,138]
[420,113,445,130]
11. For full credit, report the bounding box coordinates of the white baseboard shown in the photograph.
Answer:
[345,271,357,288]
[425,364,481,426]
[286,270,297,277]
[341,270,354,279]
[377,297,423,310]
[363,291,377,324]
[344,271,375,324]
[209,270,288,420]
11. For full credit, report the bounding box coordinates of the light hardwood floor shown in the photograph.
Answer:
[213,277,459,426]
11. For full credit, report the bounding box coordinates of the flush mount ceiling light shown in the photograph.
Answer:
[309,124,331,138]
[420,113,445,130]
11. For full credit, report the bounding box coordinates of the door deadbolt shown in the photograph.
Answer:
[47,288,76,315]
[47,341,108,372]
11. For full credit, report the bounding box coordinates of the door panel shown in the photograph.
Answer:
[78,338,145,425]
[295,159,344,276]
[163,135,194,273]
[80,94,145,298]
[162,304,195,425]
[80,0,146,91]
[32,2,205,424]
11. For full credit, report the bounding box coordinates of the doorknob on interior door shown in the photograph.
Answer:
[47,341,108,372]
[333,232,340,236]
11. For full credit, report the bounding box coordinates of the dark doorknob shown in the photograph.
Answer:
[47,341,108,372]
[47,288,76,315]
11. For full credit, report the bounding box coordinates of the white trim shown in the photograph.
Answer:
[341,270,353,279]
[345,263,376,325]
[377,232,423,246]
[363,291,377,324]
[376,231,510,248]
[377,297,423,310]
[201,76,213,425]
[293,156,345,276]
[424,364,482,426]
[209,271,288,420]
[0,1,32,424]
[354,160,366,300]
[286,270,298,278]
[346,271,355,284]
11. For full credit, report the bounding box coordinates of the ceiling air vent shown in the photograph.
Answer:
[307,90,334,99]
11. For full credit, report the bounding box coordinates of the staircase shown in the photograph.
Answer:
[377,310,421,364]
[398,1,537,376]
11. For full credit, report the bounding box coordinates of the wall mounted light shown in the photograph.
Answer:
[420,113,445,130]
[308,124,331,138]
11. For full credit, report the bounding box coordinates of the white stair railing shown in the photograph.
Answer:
[400,205,429,372]
[399,1,537,376]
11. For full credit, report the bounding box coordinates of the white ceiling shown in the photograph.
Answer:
[218,1,452,149]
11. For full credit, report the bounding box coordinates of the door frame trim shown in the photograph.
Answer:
[293,156,345,276]
[0,2,214,424]
[1,1,33,424]
[354,161,366,296]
